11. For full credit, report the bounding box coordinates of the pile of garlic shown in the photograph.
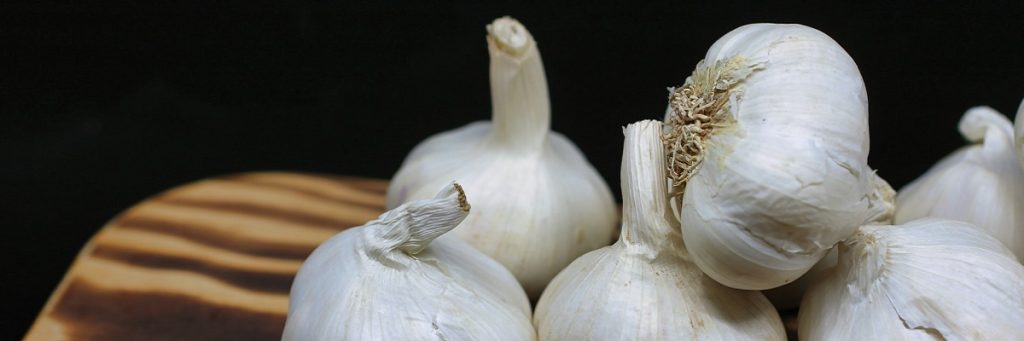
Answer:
[283,16,1024,341]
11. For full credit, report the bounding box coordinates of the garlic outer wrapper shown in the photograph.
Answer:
[664,23,879,290]
[799,218,1024,340]
[895,105,1024,260]
[766,172,896,309]
[763,248,837,310]
[386,17,617,298]
[1017,98,1024,171]
[534,120,785,340]
[283,183,535,341]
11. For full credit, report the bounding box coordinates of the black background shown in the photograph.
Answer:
[3,1,1022,337]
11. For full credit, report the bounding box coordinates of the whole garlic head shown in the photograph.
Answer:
[895,105,1024,259]
[664,23,878,290]
[799,218,1024,340]
[534,121,785,340]
[283,183,535,341]
[386,17,617,298]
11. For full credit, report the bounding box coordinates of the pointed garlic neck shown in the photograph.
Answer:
[486,17,550,150]
[840,226,888,294]
[863,173,896,225]
[620,120,678,251]
[366,182,470,263]
[960,106,1017,171]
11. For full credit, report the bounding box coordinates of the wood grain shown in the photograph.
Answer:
[25,172,387,341]
[26,172,799,340]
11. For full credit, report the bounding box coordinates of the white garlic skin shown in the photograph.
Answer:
[766,173,896,309]
[1016,99,1023,170]
[534,121,785,340]
[535,246,786,340]
[674,23,875,290]
[895,106,1024,260]
[386,17,617,298]
[283,184,535,341]
[799,218,1024,340]
[763,247,837,310]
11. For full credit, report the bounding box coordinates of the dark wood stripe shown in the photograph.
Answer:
[157,197,362,231]
[116,216,313,260]
[92,245,294,294]
[321,174,389,194]
[52,280,285,341]
[224,177,386,211]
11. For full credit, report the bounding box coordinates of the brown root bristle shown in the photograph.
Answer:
[662,56,760,196]
[452,182,471,212]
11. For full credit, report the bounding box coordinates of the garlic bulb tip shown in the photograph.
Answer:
[487,16,532,57]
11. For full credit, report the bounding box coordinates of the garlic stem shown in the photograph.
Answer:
[840,226,888,295]
[960,106,1016,165]
[366,182,470,262]
[862,173,896,225]
[486,17,550,150]
[620,120,678,251]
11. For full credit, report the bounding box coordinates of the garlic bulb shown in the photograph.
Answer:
[799,218,1024,340]
[534,120,785,340]
[386,17,617,297]
[894,105,1024,259]
[283,183,535,341]
[663,23,880,290]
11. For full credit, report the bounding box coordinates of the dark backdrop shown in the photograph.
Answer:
[3,1,1022,337]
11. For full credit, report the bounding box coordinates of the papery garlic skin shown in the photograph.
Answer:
[767,173,896,309]
[1017,100,1024,256]
[895,106,1024,260]
[764,248,837,311]
[1016,99,1023,170]
[283,183,535,341]
[386,17,617,298]
[799,218,1024,340]
[666,23,876,290]
[534,121,785,340]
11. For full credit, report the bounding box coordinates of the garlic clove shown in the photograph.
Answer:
[895,105,1024,260]
[283,183,535,340]
[386,16,617,298]
[666,23,878,290]
[799,218,1024,340]
[534,120,785,340]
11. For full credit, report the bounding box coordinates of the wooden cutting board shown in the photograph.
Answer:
[25,172,798,340]
[24,172,388,340]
